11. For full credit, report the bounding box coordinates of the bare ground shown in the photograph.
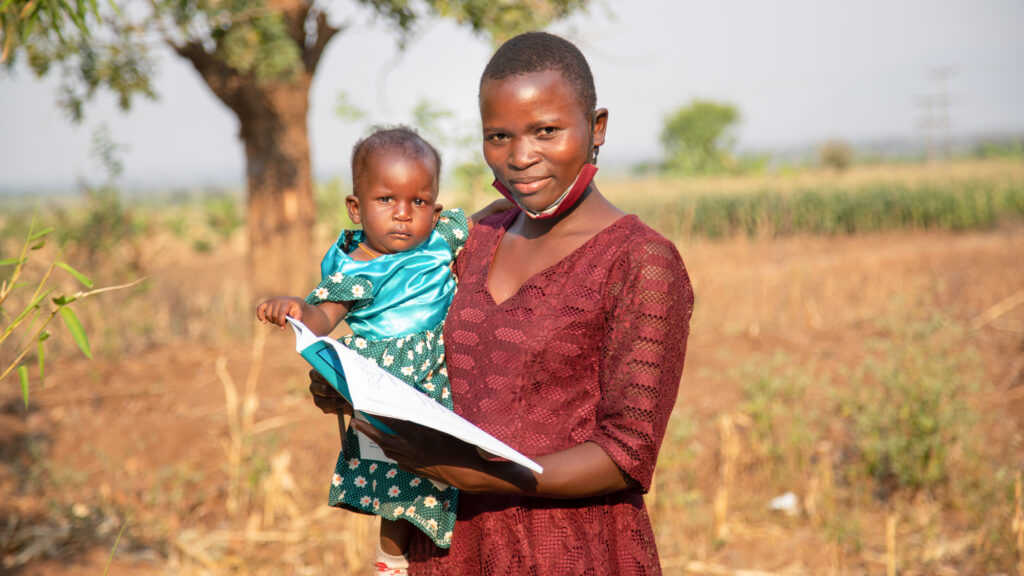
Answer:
[2,223,1022,575]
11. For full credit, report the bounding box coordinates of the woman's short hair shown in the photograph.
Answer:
[480,31,596,115]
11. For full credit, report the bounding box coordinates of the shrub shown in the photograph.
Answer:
[738,353,823,484]
[836,319,978,495]
[819,140,854,171]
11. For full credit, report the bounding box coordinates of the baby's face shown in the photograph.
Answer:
[346,153,441,255]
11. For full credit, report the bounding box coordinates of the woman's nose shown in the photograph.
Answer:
[509,137,539,170]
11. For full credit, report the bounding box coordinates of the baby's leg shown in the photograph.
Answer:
[379,517,412,555]
[373,518,411,574]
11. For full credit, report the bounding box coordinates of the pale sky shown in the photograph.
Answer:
[1,0,1022,191]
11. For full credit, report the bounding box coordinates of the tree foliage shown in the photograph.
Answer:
[660,99,740,176]
[3,0,592,295]
[3,0,591,120]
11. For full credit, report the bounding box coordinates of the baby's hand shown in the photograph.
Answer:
[470,198,515,226]
[256,296,305,328]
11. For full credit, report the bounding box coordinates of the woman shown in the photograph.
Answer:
[312,31,694,575]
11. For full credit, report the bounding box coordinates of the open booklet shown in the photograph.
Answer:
[286,317,543,474]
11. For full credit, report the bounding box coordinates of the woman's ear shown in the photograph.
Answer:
[592,107,609,149]
[345,194,362,224]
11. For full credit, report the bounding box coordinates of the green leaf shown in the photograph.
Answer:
[30,239,46,250]
[52,294,77,306]
[103,519,129,576]
[0,257,25,266]
[60,307,92,359]
[56,261,94,288]
[10,288,51,326]
[38,336,46,388]
[28,227,53,241]
[19,365,29,410]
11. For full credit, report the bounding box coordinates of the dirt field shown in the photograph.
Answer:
[2,221,1022,575]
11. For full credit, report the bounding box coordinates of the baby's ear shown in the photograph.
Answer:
[432,203,443,226]
[345,194,361,224]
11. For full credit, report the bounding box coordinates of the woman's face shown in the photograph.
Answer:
[480,69,607,214]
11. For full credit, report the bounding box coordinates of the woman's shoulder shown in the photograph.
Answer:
[463,209,517,250]
[593,215,683,263]
[597,215,691,290]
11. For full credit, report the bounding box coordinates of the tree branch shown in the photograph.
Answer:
[273,0,310,49]
[303,10,342,73]
[172,40,243,113]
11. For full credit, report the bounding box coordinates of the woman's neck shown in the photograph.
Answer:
[514,184,621,240]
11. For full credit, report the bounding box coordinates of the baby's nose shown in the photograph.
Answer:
[393,204,412,219]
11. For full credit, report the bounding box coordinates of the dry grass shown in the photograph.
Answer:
[2,159,1024,574]
[598,158,1024,201]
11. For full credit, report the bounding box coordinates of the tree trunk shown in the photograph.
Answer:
[239,78,317,299]
[172,3,340,300]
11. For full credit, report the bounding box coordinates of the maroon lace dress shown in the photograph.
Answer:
[407,211,694,575]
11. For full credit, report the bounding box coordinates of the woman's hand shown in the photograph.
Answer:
[308,370,352,417]
[349,417,540,494]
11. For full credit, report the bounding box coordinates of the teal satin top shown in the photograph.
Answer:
[306,209,468,340]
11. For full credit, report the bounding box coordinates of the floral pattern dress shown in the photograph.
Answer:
[305,209,469,548]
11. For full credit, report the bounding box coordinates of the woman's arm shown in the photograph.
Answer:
[309,367,621,497]
[347,415,630,498]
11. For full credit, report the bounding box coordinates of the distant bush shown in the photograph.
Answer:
[836,319,979,495]
[627,179,1024,240]
[819,140,853,171]
[204,194,244,241]
[738,354,822,485]
[975,140,1024,160]
[54,128,149,275]
[660,99,740,175]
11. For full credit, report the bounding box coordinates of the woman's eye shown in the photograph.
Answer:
[540,127,559,137]
[487,133,508,143]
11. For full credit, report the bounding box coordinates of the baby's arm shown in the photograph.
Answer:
[256,297,350,336]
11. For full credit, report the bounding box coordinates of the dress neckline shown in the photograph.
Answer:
[483,211,637,307]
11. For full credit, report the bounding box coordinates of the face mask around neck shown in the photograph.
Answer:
[491,163,598,219]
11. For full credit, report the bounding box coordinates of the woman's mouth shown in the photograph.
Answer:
[510,177,551,195]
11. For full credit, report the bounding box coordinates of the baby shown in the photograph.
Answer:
[257,126,501,574]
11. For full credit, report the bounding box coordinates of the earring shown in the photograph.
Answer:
[591,146,600,165]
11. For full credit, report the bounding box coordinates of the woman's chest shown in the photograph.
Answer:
[445,251,613,440]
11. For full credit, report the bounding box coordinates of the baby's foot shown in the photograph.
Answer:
[372,545,409,575]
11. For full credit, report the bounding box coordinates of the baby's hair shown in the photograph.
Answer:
[480,31,596,116]
[351,125,442,195]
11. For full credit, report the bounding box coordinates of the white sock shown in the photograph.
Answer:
[372,545,409,573]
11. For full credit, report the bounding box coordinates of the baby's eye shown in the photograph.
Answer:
[378,196,393,204]
[412,198,427,206]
